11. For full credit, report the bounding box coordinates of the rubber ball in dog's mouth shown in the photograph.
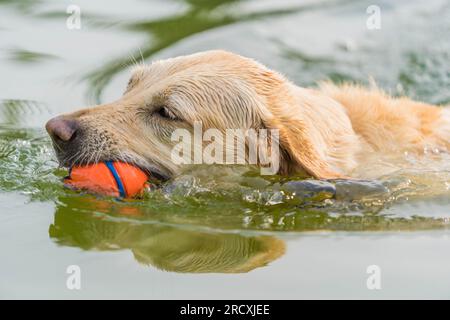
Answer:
[64,161,150,198]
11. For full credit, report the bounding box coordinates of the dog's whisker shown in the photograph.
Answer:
[87,150,96,166]
[75,148,88,167]
[52,141,64,153]
[95,140,107,164]
[138,48,145,66]
[63,149,81,165]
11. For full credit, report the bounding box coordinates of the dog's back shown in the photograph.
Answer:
[320,82,450,154]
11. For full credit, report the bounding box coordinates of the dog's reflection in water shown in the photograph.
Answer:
[49,196,285,273]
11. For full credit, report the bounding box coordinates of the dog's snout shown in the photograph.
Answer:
[45,116,79,142]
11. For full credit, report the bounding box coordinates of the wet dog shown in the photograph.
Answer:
[46,50,450,180]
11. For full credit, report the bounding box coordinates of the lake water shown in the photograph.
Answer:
[1,0,450,299]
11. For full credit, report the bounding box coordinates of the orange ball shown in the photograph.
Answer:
[64,161,149,198]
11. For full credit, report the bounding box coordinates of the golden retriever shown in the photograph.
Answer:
[45,50,450,181]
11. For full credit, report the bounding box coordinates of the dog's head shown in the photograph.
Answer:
[46,50,342,181]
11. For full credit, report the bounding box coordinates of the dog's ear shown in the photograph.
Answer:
[265,114,344,180]
[244,64,345,179]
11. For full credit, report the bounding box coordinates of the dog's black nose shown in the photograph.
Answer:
[45,116,79,142]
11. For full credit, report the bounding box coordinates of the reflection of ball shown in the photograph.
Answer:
[64,162,149,198]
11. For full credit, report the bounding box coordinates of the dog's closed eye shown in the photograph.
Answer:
[154,106,180,121]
